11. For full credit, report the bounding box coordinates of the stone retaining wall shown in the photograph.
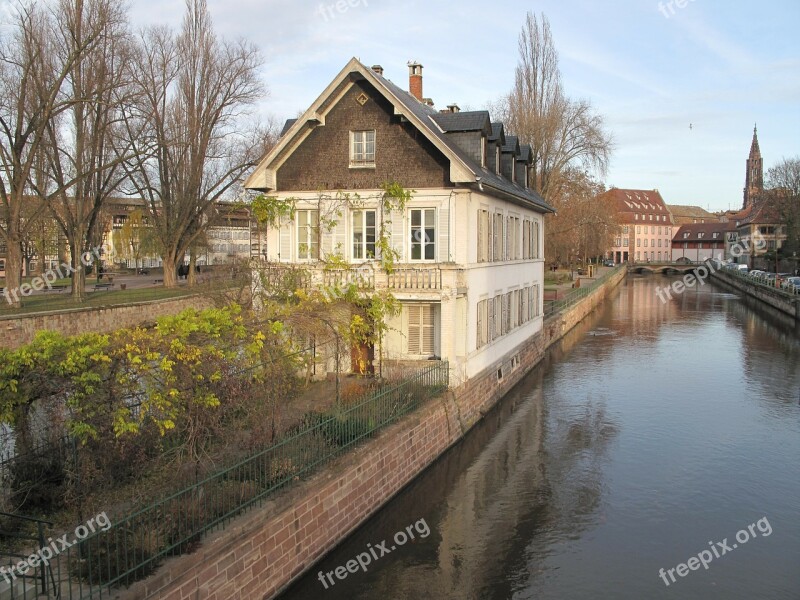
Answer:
[0,295,210,349]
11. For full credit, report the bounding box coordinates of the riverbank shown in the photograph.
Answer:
[114,267,627,600]
[709,268,800,322]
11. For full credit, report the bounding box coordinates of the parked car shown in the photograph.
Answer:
[781,276,800,292]
[603,260,615,267]
[748,270,764,279]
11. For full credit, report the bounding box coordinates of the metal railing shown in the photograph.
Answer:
[717,266,800,296]
[1,512,57,599]
[0,361,448,599]
[544,265,624,317]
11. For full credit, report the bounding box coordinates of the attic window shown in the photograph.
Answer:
[350,130,375,168]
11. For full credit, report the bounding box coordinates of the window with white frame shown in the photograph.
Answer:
[296,209,319,259]
[352,209,376,259]
[350,130,376,167]
[406,304,435,355]
[410,208,435,261]
[532,284,540,317]
[478,209,491,262]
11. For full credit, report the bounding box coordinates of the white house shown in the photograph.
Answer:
[244,59,555,387]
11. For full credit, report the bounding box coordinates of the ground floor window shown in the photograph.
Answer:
[406,304,435,356]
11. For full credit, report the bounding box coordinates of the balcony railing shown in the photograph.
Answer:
[253,262,446,293]
[322,268,375,289]
[387,267,442,290]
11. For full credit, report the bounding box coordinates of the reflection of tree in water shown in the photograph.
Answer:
[725,295,800,411]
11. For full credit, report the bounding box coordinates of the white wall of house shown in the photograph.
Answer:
[256,187,547,387]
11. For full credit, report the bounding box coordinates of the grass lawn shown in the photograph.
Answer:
[0,280,243,317]
[544,270,573,286]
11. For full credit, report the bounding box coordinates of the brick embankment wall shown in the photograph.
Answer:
[710,270,799,321]
[114,268,627,600]
[0,296,211,349]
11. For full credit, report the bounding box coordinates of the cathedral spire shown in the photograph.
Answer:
[743,124,763,209]
[749,124,761,159]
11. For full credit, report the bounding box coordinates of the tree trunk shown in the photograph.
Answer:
[187,249,197,286]
[162,251,179,287]
[69,239,88,302]
[3,240,23,308]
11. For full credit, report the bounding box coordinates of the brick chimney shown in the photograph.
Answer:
[408,61,423,101]
[371,65,384,76]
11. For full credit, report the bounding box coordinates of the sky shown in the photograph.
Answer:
[4,0,799,211]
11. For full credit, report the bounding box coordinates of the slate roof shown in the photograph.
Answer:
[280,119,297,137]
[376,72,554,213]
[489,123,505,143]
[501,135,520,154]
[430,111,491,133]
[517,145,531,163]
[248,59,554,214]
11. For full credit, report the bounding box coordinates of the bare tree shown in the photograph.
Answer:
[500,12,613,202]
[120,0,267,287]
[39,0,135,300]
[0,1,106,306]
[765,157,800,257]
[544,169,617,267]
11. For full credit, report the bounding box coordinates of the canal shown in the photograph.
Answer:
[279,275,800,599]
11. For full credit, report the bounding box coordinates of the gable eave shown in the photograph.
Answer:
[244,58,477,192]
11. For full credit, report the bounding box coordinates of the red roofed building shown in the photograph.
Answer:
[671,222,735,262]
[596,188,675,263]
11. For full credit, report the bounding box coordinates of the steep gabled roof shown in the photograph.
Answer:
[245,58,554,214]
[489,123,505,145]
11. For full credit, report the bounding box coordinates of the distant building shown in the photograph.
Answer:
[597,188,674,263]
[717,126,786,267]
[671,222,733,262]
[666,205,720,225]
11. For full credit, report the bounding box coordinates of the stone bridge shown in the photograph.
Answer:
[627,261,719,274]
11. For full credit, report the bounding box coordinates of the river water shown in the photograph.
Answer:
[279,275,800,599]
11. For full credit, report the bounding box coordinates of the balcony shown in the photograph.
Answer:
[387,267,441,290]
[252,262,451,295]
